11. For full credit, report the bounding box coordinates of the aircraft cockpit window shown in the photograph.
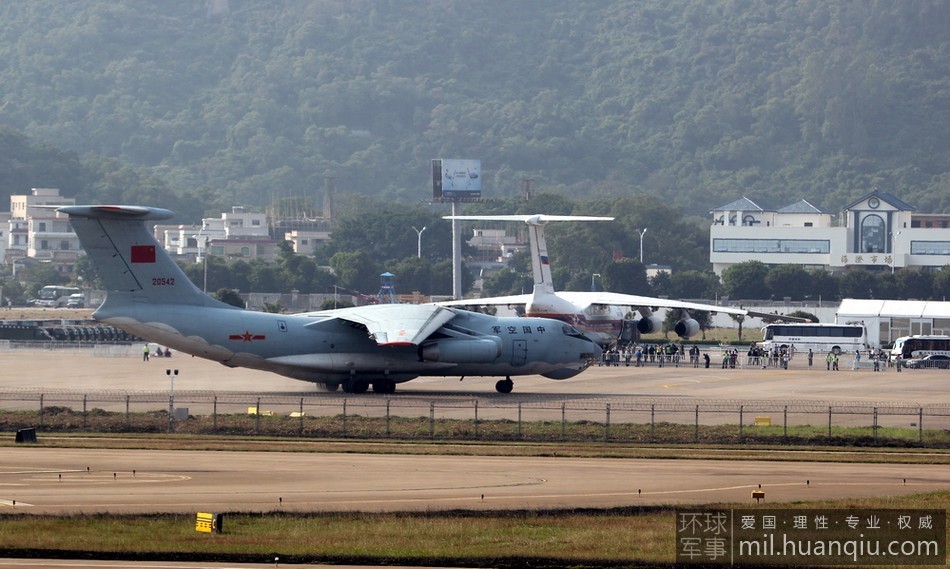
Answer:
[588,304,610,316]
[562,324,585,338]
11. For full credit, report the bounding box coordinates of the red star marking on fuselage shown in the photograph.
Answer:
[228,331,266,342]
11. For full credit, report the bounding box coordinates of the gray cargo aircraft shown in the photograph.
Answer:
[60,205,599,394]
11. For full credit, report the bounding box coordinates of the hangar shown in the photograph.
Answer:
[835,298,950,348]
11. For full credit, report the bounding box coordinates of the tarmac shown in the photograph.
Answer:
[0,346,948,515]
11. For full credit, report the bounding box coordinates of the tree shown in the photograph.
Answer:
[787,310,819,323]
[721,261,770,300]
[838,269,876,299]
[764,265,812,301]
[933,266,950,300]
[894,269,933,300]
[214,288,245,308]
[329,250,379,294]
[670,270,721,299]
[603,258,649,295]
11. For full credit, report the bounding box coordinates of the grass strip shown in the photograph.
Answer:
[2,494,949,567]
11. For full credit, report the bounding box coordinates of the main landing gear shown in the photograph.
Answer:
[494,376,514,394]
[336,377,396,394]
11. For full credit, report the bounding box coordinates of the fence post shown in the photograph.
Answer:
[605,403,610,442]
[650,404,655,442]
[783,405,788,443]
[429,402,435,439]
[872,407,878,442]
[739,405,744,443]
[39,394,44,430]
[474,400,479,440]
[299,398,304,436]
[694,405,699,443]
[386,399,391,438]
[255,397,261,435]
[213,396,217,432]
[342,399,347,437]
[83,394,88,432]
[517,402,522,439]
[561,402,566,440]
[828,406,832,438]
[125,394,130,430]
[919,407,923,443]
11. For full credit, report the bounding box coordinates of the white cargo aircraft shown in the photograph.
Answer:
[439,214,755,349]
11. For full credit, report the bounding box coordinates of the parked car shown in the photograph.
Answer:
[905,354,950,369]
[66,293,85,308]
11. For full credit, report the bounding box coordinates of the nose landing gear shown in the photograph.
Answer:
[494,376,514,394]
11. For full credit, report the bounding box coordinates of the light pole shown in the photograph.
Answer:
[638,228,648,264]
[412,226,427,258]
[591,273,601,292]
[891,231,902,273]
[166,368,178,432]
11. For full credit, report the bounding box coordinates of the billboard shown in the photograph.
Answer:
[432,159,481,201]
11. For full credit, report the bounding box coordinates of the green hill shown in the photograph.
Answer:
[0,0,947,218]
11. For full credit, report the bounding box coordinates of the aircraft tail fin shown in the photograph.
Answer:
[444,214,613,295]
[59,205,226,309]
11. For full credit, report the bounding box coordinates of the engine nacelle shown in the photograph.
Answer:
[420,338,501,363]
[636,315,663,335]
[674,318,700,338]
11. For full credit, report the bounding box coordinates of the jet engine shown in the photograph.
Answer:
[674,318,700,338]
[420,337,501,363]
[636,315,663,335]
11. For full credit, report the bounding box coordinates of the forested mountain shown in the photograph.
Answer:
[0,0,947,221]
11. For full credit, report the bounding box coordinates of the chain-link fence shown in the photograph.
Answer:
[2,390,948,447]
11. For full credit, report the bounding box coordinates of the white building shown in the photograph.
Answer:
[5,188,79,275]
[284,228,332,255]
[156,206,270,260]
[836,298,950,348]
[710,190,950,275]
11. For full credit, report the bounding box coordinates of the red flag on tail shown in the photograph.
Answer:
[130,245,156,263]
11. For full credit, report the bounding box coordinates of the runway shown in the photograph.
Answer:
[1,347,948,515]
[2,447,949,514]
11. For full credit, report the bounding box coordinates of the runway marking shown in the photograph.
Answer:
[0,499,33,507]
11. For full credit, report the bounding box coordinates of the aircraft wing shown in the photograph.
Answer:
[555,291,748,316]
[436,294,532,308]
[304,303,458,346]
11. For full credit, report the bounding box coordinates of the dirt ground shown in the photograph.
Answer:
[1,307,95,321]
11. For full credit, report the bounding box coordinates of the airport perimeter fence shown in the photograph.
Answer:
[1,390,949,448]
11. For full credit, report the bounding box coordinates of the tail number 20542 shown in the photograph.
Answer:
[152,277,176,286]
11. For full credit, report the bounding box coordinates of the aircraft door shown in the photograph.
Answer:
[510,339,527,366]
[617,319,639,350]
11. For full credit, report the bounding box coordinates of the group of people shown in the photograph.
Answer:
[601,343,710,368]
[848,348,890,371]
[142,344,172,361]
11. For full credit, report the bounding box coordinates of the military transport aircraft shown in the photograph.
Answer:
[439,214,756,349]
[60,205,599,394]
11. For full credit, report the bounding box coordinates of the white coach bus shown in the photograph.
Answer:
[761,323,867,354]
[890,335,950,360]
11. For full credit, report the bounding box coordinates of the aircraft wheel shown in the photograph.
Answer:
[495,378,514,394]
[342,379,368,394]
[373,379,396,394]
[320,382,340,392]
